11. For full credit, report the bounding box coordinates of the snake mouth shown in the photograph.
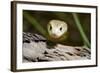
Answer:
[50,34,60,39]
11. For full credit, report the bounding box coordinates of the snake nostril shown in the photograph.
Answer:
[51,33,58,38]
[52,34,57,36]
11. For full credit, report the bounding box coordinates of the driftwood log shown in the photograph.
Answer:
[23,32,91,62]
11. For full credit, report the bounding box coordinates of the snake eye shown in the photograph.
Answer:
[49,25,52,30]
[60,27,62,31]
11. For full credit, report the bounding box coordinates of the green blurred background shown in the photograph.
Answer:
[23,10,91,47]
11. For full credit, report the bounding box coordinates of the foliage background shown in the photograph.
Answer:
[23,10,91,46]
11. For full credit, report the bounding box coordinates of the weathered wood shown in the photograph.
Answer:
[23,32,91,62]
